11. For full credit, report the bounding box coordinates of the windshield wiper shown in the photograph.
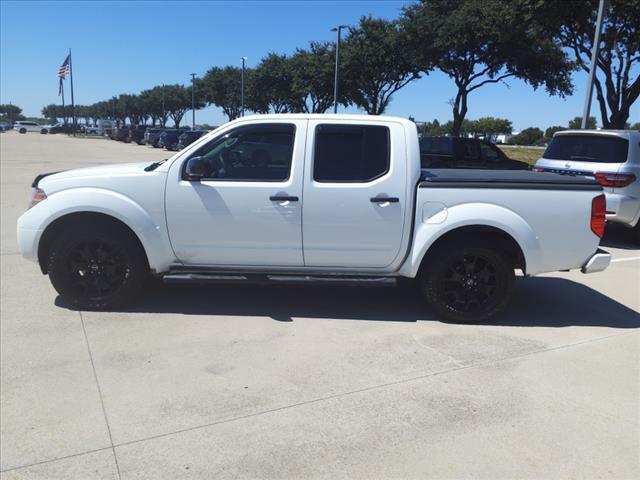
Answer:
[569,155,596,161]
[144,159,168,171]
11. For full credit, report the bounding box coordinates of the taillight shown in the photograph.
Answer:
[593,172,636,188]
[532,167,545,172]
[590,194,606,238]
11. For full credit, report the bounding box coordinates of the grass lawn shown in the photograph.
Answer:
[498,145,545,166]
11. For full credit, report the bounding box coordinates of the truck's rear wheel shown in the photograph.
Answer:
[421,239,515,323]
[47,222,149,310]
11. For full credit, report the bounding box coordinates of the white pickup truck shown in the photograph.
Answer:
[17,115,611,322]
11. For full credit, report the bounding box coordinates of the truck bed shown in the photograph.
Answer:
[420,169,601,191]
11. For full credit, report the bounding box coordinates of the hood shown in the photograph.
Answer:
[36,162,160,190]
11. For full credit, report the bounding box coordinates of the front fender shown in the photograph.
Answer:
[399,202,543,278]
[17,187,175,273]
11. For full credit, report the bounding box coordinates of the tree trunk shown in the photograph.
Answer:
[451,88,468,136]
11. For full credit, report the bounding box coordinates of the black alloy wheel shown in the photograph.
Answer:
[421,239,515,323]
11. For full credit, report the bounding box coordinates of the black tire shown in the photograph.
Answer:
[47,221,149,310]
[420,239,515,323]
[633,221,640,245]
[41,129,48,134]
[19,128,26,134]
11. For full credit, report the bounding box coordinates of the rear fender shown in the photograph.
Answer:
[399,202,543,277]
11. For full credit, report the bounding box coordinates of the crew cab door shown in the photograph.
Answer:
[302,120,407,269]
[165,119,306,266]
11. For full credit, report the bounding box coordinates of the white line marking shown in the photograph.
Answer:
[611,256,640,263]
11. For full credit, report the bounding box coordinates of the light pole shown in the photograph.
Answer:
[241,56,247,117]
[331,25,348,114]
[161,83,165,127]
[190,73,196,129]
[581,0,607,129]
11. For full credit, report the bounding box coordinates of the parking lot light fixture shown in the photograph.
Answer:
[241,57,248,117]
[331,25,348,114]
[190,73,197,130]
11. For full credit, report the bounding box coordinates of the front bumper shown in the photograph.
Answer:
[581,248,611,274]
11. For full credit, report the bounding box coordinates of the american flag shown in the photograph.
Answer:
[58,54,70,79]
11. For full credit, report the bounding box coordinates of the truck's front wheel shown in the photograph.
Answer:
[421,239,515,323]
[47,222,149,310]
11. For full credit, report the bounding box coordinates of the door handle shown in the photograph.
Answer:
[370,197,399,203]
[270,195,299,202]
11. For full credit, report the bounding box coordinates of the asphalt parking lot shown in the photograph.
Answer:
[1,131,639,479]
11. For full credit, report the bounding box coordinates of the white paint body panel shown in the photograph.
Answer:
[17,114,605,279]
[165,118,307,266]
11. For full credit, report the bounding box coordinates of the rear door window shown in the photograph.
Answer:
[544,135,629,163]
[313,124,390,182]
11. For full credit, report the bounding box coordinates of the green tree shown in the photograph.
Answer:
[401,0,573,136]
[630,122,640,130]
[0,103,24,121]
[199,66,247,121]
[341,17,420,114]
[417,119,446,136]
[250,53,298,113]
[533,0,640,129]
[568,116,597,129]
[471,117,512,140]
[162,84,198,128]
[290,42,340,113]
[545,125,566,138]
[139,88,165,126]
[511,127,544,145]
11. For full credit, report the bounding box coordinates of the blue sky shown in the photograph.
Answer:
[1,0,637,130]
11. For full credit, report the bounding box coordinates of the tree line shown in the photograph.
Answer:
[35,0,640,135]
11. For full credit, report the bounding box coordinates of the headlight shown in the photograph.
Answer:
[29,187,47,209]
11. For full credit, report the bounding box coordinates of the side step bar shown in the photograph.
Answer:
[162,272,397,287]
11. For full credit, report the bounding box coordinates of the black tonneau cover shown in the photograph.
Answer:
[419,169,601,191]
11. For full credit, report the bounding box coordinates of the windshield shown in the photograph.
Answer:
[543,135,629,163]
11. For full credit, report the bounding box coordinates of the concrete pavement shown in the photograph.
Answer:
[1,131,638,479]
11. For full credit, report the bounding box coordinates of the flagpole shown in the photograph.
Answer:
[61,80,66,125]
[68,48,76,135]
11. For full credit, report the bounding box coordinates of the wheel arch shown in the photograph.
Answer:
[37,212,149,274]
[416,225,527,278]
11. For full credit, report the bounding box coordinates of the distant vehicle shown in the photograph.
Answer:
[420,137,529,170]
[145,128,165,148]
[113,126,130,141]
[534,129,640,242]
[85,125,102,135]
[159,129,183,151]
[177,130,206,150]
[14,121,42,134]
[128,125,148,145]
[0,120,13,131]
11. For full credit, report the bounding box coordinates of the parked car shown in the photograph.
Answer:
[0,120,13,131]
[128,125,148,145]
[534,129,640,242]
[18,114,610,322]
[159,129,183,151]
[14,121,43,134]
[177,130,206,150]
[50,123,84,134]
[113,126,130,141]
[145,128,165,148]
[420,136,529,170]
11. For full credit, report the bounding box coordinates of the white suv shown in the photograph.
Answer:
[534,129,640,242]
[14,121,44,134]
